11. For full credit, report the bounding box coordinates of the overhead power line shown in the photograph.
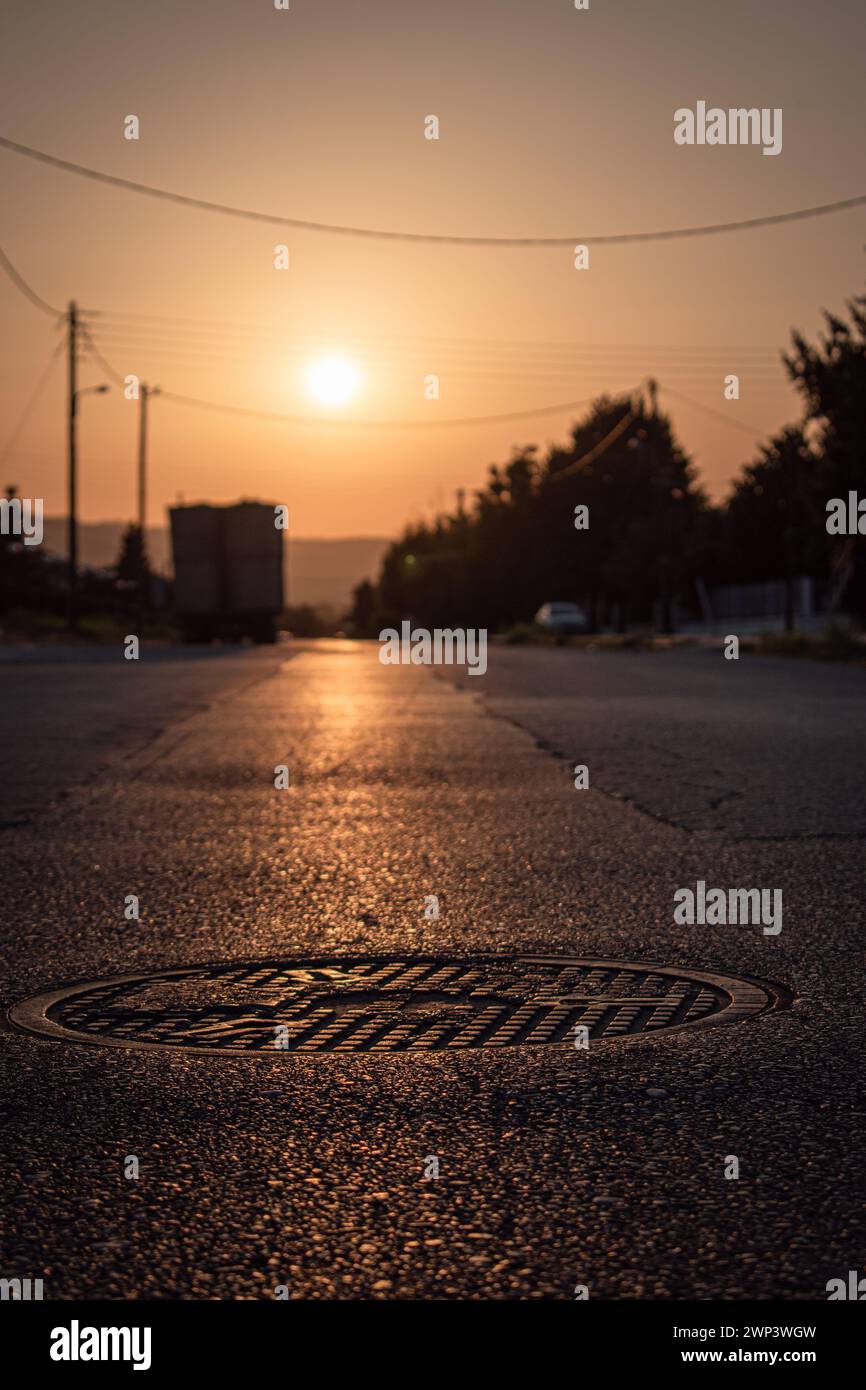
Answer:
[0,264,770,368]
[80,322,631,427]
[79,325,130,389]
[163,384,625,430]
[2,134,865,247]
[82,319,767,435]
[659,384,763,436]
[79,341,789,388]
[82,308,785,354]
[0,244,771,437]
[79,355,787,388]
[548,405,639,482]
[0,242,62,317]
[86,322,782,362]
[0,338,64,468]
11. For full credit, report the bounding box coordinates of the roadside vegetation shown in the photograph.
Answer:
[350,288,866,642]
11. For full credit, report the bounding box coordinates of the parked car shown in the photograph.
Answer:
[534,601,588,635]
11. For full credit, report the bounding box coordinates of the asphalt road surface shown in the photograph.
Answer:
[1,640,864,1300]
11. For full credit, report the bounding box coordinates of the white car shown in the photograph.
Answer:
[534,602,588,635]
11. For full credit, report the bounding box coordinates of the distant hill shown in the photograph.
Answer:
[40,519,389,614]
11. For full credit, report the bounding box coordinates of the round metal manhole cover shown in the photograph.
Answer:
[8,956,778,1055]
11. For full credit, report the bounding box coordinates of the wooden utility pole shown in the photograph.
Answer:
[136,384,160,594]
[67,300,78,630]
[137,385,148,536]
[137,384,160,536]
[136,383,159,561]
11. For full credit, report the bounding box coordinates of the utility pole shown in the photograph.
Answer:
[137,384,161,536]
[67,300,78,630]
[137,385,148,537]
[66,302,110,630]
[646,376,673,634]
[136,384,160,598]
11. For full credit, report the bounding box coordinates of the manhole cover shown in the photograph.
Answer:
[8,957,778,1055]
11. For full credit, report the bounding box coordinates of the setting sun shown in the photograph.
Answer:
[306,355,360,408]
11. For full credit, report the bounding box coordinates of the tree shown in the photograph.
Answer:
[116,524,149,591]
[535,392,704,632]
[784,293,866,617]
[725,426,825,630]
[348,578,376,636]
[366,393,704,634]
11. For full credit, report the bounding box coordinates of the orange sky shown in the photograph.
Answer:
[2,0,865,538]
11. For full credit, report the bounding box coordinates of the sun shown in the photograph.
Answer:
[306,355,359,408]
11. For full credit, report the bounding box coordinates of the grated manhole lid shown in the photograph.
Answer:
[8,956,776,1055]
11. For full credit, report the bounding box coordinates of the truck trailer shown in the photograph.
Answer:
[169,501,283,643]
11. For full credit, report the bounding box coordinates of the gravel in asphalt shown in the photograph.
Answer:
[0,640,863,1299]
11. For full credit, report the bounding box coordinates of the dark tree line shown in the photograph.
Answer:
[0,511,154,627]
[351,290,866,635]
